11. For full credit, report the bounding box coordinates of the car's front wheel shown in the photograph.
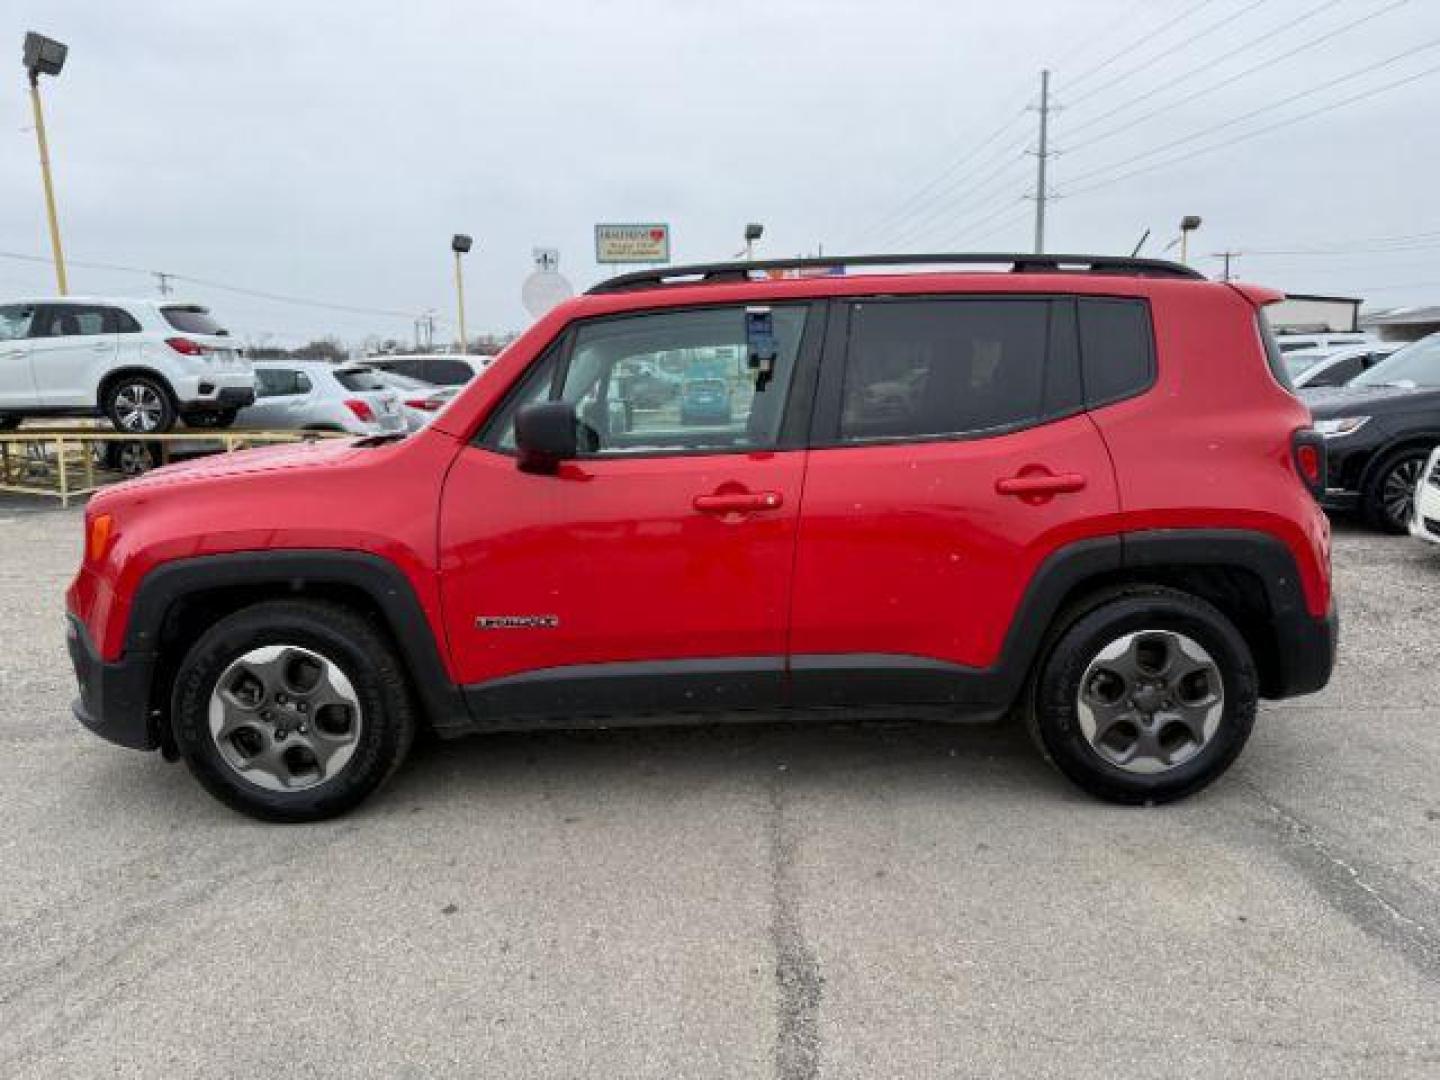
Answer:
[171,600,416,822]
[103,375,176,434]
[1363,448,1429,534]
[1028,586,1257,804]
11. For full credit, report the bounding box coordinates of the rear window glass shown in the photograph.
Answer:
[423,358,476,385]
[161,306,226,336]
[335,368,386,391]
[1077,299,1154,406]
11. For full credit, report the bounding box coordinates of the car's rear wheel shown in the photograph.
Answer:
[1363,448,1429,534]
[0,414,20,431]
[171,600,415,822]
[103,375,176,434]
[1027,586,1257,804]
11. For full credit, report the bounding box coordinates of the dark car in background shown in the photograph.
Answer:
[678,377,732,425]
[1305,332,1440,532]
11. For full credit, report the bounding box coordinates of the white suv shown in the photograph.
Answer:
[0,297,255,433]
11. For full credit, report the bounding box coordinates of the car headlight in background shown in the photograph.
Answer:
[1314,417,1370,438]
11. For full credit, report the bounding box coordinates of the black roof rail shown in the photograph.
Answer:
[587,252,1206,294]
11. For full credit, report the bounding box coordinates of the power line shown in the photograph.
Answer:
[1063,0,1353,141]
[883,141,1033,250]
[1046,1,1152,71]
[0,249,422,319]
[1063,0,1409,154]
[852,102,1030,246]
[1062,37,1440,191]
[1065,57,1440,198]
[1061,0,1221,91]
[1066,0,1276,110]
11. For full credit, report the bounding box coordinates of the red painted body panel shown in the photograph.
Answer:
[437,446,806,683]
[789,415,1121,668]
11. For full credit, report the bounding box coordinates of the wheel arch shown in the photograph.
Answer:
[130,551,468,749]
[97,366,178,410]
[1357,434,1440,494]
[1004,529,1331,703]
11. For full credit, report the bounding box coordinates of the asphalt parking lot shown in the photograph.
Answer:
[1,501,1437,1079]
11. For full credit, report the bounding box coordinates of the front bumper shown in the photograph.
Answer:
[66,614,158,751]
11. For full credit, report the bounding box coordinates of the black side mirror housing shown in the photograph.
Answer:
[515,400,586,474]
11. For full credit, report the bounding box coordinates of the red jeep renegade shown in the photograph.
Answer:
[66,254,1337,821]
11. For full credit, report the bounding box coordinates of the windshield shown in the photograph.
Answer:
[161,305,227,336]
[1352,334,1440,388]
[334,368,387,391]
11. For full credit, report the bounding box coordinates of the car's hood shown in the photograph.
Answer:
[1304,384,1440,419]
[117,437,365,490]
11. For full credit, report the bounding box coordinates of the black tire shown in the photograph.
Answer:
[103,374,177,434]
[185,409,238,430]
[170,600,416,822]
[102,440,161,476]
[1362,447,1429,534]
[1026,586,1258,805]
[0,415,20,431]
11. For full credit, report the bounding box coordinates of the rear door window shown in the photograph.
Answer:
[256,369,312,397]
[161,306,226,336]
[1076,298,1155,406]
[32,304,111,338]
[0,304,35,341]
[832,298,1055,442]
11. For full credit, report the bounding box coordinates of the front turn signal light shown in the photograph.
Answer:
[87,513,114,563]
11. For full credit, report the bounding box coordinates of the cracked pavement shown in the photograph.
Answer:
[1,501,1437,1078]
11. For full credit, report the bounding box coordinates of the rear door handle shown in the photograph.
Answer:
[693,491,784,514]
[996,472,1087,497]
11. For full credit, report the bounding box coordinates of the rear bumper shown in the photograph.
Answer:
[172,371,255,410]
[1320,488,1360,513]
[66,614,158,751]
[1271,602,1339,699]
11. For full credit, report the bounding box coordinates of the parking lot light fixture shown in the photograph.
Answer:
[23,31,69,295]
[1179,215,1203,266]
[744,222,764,261]
[451,234,472,355]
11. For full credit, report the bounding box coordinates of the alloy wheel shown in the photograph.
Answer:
[208,645,364,792]
[1075,629,1225,775]
[113,383,165,432]
[1381,456,1424,531]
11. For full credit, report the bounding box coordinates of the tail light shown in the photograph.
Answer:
[1292,429,1326,498]
[404,397,443,412]
[344,399,376,423]
[86,512,115,563]
[166,337,206,356]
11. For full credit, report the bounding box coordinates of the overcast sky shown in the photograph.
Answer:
[4,0,1439,347]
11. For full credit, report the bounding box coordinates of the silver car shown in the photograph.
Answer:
[372,371,461,432]
[240,361,407,435]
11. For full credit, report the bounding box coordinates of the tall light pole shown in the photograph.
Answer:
[1178,215,1203,266]
[451,234,472,354]
[23,32,69,295]
[744,222,764,260]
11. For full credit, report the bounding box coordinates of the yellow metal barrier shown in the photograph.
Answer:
[0,428,346,508]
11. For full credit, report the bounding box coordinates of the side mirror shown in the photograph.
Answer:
[515,400,585,474]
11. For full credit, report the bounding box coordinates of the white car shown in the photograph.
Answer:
[1412,445,1440,545]
[360,353,492,386]
[0,297,254,432]
[1274,331,1374,355]
[239,360,407,435]
[372,371,461,431]
[1287,342,1403,389]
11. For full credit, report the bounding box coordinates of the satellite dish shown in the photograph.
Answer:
[522,270,574,319]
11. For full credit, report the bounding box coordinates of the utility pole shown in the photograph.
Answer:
[154,272,172,296]
[1032,69,1051,255]
[1216,250,1239,281]
[24,33,70,295]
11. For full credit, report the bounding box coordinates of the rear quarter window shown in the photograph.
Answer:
[1077,298,1155,407]
[335,369,386,392]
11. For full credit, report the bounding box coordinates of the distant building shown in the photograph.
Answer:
[1267,293,1362,334]
[1360,305,1440,343]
